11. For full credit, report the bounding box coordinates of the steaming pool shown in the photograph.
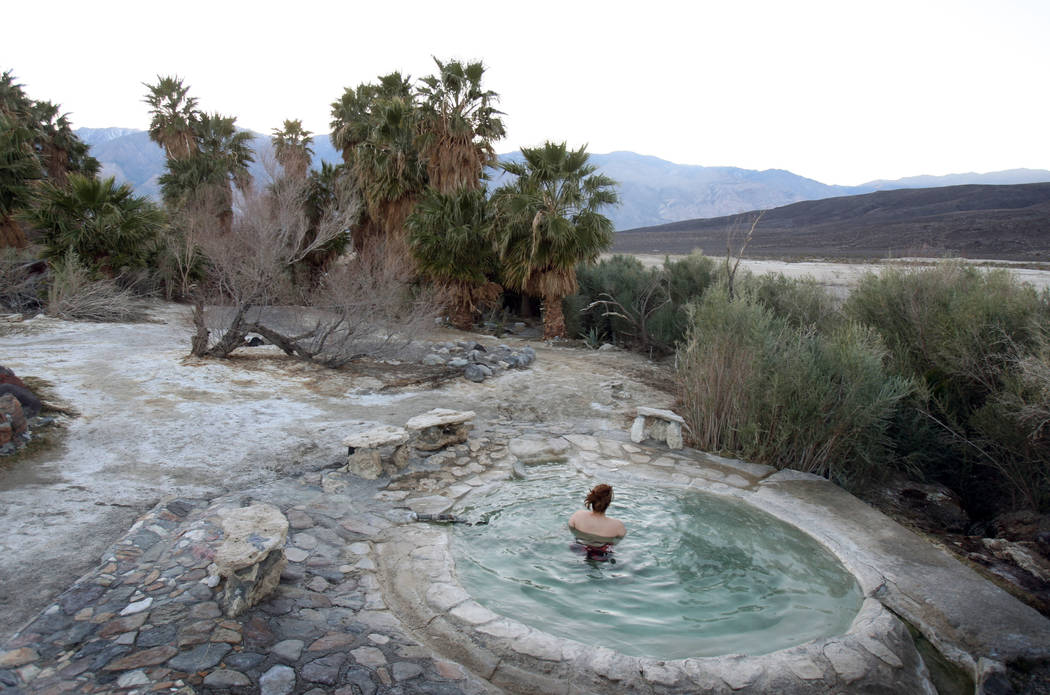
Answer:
[451,463,863,659]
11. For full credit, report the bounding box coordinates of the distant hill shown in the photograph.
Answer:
[612,183,1050,261]
[75,127,1050,233]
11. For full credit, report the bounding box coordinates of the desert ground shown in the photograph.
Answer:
[0,304,672,642]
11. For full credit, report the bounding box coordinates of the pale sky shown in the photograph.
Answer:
[4,0,1048,185]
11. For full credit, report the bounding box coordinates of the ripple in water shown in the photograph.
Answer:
[452,463,862,658]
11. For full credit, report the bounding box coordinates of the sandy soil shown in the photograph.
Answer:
[628,254,1050,297]
[0,303,672,641]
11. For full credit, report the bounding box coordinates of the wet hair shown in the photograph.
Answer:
[585,484,613,513]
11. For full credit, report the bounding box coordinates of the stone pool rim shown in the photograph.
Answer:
[376,434,952,694]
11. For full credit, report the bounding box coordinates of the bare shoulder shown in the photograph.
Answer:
[613,519,627,536]
[568,510,584,527]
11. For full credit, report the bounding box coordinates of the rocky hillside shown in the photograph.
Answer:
[612,182,1050,261]
[76,128,1050,232]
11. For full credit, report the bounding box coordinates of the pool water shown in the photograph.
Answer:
[451,463,862,658]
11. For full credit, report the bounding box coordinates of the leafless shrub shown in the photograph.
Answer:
[0,247,46,313]
[189,172,440,364]
[725,210,764,301]
[46,253,144,322]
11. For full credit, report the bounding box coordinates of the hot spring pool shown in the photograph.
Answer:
[452,463,863,659]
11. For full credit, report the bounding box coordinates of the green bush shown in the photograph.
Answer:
[845,262,1050,512]
[744,272,843,332]
[568,251,717,353]
[22,174,165,274]
[677,289,912,488]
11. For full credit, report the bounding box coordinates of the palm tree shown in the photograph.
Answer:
[29,101,98,185]
[406,187,501,329]
[22,174,164,272]
[0,114,41,247]
[160,112,254,234]
[493,142,618,338]
[271,119,314,179]
[417,58,505,193]
[143,75,200,161]
[0,71,31,121]
[330,73,425,253]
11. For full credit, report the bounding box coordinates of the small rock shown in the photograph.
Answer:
[302,653,345,685]
[464,364,486,382]
[0,648,38,668]
[166,642,231,672]
[392,661,423,681]
[422,353,446,366]
[116,669,151,688]
[351,646,387,668]
[260,664,296,695]
[285,547,309,562]
[204,669,251,688]
[272,639,305,662]
[119,597,153,616]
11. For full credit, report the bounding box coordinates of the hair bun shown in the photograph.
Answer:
[585,484,613,513]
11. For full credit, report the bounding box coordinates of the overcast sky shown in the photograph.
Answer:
[4,0,1048,185]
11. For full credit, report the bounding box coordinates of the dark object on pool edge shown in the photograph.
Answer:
[416,513,486,526]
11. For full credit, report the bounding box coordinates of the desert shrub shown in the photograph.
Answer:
[46,253,143,322]
[846,263,1046,413]
[844,262,1050,512]
[0,247,46,313]
[969,333,1050,511]
[744,272,843,332]
[677,289,912,488]
[568,251,717,354]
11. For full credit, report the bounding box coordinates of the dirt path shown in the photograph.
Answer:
[0,304,672,641]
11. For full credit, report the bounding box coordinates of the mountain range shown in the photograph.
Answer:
[75,127,1050,232]
[612,182,1050,261]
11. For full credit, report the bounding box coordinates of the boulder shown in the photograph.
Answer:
[0,384,39,419]
[213,503,288,617]
[0,366,26,390]
[0,393,27,437]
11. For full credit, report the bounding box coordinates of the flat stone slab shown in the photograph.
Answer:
[342,424,409,449]
[406,495,454,516]
[635,406,684,423]
[405,408,475,430]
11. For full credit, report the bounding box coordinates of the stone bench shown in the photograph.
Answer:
[211,502,288,617]
[630,406,685,449]
[343,424,411,479]
[405,408,475,451]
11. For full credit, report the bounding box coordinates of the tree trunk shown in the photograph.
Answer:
[519,293,532,318]
[450,301,474,331]
[0,216,27,249]
[542,293,567,339]
[190,300,210,357]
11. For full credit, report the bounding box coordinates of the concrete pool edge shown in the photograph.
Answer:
[376,433,1050,693]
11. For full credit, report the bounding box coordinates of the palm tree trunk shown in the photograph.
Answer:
[542,293,567,339]
[450,302,474,331]
[0,216,27,248]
